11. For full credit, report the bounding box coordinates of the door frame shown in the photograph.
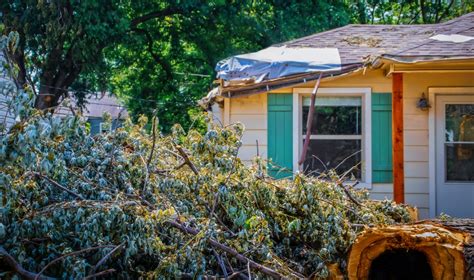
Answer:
[428,87,474,217]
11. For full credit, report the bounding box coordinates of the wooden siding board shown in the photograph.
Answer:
[230,114,267,130]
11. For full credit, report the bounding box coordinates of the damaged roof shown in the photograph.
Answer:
[278,12,473,65]
[211,12,473,99]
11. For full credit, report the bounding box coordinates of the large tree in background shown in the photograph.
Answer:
[1,0,472,131]
[108,1,352,132]
[1,1,128,109]
[349,0,473,24]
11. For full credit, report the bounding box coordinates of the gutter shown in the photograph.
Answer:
[372,55,474,68]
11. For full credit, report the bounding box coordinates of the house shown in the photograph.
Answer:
[203,12,474,219]
[57,93,129,135]
[1,36,128,135]
[0,43,17,133]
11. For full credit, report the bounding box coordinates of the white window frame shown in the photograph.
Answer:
[292,87,372,188]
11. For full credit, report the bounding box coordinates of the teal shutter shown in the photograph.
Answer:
[268,94,293,178]
[372,93,393,183]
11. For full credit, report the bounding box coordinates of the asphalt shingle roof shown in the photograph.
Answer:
[275,12,474,65]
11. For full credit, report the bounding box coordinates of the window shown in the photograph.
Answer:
[301,96,363,179]
[99,122,112,133]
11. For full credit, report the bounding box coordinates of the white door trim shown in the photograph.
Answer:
[428,87,474,218]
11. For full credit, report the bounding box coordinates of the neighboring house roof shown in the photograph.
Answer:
[206,12,473,100]
[81,94,128,119]
[57,93,129,119]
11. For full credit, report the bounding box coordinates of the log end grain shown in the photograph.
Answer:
[347,220,473,280]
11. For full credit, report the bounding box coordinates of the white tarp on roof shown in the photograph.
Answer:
[216,46,341,82]
[430,34,474,43]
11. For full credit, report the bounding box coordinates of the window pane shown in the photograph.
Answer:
[446,143,474,182]
[445,104,474,142]
[302,105,361,135]
[303,139,361,179]
[303,96,362,107]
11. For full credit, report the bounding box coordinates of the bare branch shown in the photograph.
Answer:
[166,220,303,279]
[88,242,125,277]
[0,246,57,280]
[35,245,116,280]
[30,172,85,200]
[175,145,199,175]
[83,269,116,280]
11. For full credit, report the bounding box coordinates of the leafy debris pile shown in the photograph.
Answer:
[0,72,411,280]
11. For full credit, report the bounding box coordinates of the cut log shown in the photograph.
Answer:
[347,219,473,280]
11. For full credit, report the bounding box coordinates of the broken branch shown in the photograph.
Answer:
[0,246,57,280]
[175,145,199,175]
[166,220,299,279]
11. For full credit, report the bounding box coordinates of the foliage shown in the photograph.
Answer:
[2,1,472,132]
[0,77,412,279]
[349,0,473,24]
[108,1,352,133]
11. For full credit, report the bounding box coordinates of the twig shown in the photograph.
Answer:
[336,181,362,207]
[175,145,199,175]
[83,269,116,280]
[0,246,57,280]
[167,220,300,279]
[30,172,85,200]
[212,249,229,278]
[146,115,158,167]
[88,242,124,277]
[35,245,115,280]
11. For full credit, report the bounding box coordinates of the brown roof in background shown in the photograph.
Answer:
[275,12,474,65]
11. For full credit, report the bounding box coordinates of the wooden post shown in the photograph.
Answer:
[392,73,404,203]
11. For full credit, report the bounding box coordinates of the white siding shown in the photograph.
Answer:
[0,52,16,133]
[223,70,474,219]
[227,93,268,163]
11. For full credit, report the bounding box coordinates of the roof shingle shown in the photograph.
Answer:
[275,12,474,65]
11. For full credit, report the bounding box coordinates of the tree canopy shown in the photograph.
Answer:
[1,0,472,132]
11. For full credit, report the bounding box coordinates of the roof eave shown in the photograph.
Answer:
[218,63,364,98]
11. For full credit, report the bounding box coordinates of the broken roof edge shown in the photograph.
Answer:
[372,55,474,67]
[199,64,364,108]
[200,54,474,108]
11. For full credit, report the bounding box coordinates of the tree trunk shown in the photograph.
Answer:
[347,219,474,280]
[35,85,62,110]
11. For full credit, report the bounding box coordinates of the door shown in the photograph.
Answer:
[435,95,474,217]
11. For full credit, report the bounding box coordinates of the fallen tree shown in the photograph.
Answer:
[347,219,474,280]
[0,83,416,278]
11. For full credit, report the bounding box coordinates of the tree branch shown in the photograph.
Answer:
[88,243,124,278]
[130,27,173,79]
[35,245,116,280]
[130,7,184,27]
[30,172,85,200]
[166,220,303,279]
[175,145,199,175]
[0,246,57,280]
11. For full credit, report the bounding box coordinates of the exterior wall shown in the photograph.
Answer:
[0,52,16,133]
[226,93,268,165]
[223,68,474,218]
